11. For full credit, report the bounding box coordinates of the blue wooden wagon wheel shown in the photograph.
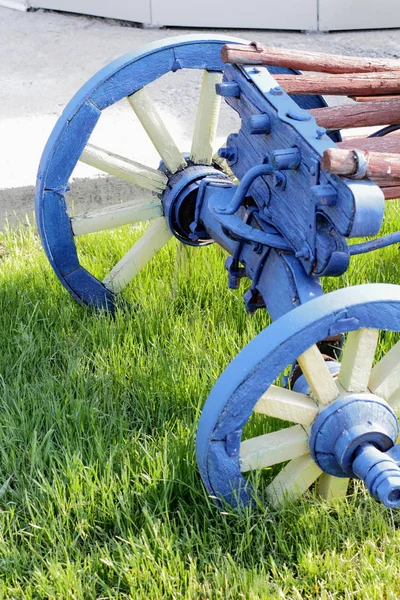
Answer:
[196,284,400,508]
[36,34,335,310]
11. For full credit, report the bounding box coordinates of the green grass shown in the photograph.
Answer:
[1,205,400,599]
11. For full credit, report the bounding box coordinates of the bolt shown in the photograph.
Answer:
[316,127,327,139]
[270,86,283,96]
[248,113,271,135]
[295,246,311,260]
[218,146,236,163]
[273,171,286,190]
[215,82,240,98]
[287,109,310,122]
[228,273,240,289]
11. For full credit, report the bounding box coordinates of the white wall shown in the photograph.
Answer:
[28,0,152,23]
[17,0,400,30]
[0,0,28,9]
[319,0,400,30]
[151,0,317,30]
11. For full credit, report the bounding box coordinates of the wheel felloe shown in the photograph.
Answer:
[196,284,400,509]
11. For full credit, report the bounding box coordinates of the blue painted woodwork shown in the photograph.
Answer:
[196,284,400,507]
[35,34,400,511]
[218,64,384,277]
[36,34,333,309]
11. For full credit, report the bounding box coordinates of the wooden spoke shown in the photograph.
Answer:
[190,71,223,165]
[253,385,318,426]
[71,199,163,236]
[369,339,400,401]
[266,455,322,507]
[80,144,168,193]
[128,88,187,174]
[240,425,309,472]
[297,345,339,405]
[103,217,172,293]
[338,328,379,392]
[389,389,400,415]
[317,474,349,500]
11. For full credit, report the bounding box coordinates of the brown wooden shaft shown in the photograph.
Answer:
[222,43,400,74]
[382,187,400,199]
[368,176,400,186]
[352,95,400,102]
[338,135,400,153]
[309,99,400,129]
[273,72,400,96]
[322,149,400,183]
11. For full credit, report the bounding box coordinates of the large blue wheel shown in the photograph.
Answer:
[36,34,334,310]
[196,284,400,508]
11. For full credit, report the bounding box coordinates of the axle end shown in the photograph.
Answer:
[352,444,400,509]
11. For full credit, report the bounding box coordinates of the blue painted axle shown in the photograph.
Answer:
[353,445,400,509]
[309,393,400,508]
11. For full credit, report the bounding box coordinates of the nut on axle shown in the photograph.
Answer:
[308,393,400,508]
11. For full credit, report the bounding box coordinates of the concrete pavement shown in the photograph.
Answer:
[0,6,399,224]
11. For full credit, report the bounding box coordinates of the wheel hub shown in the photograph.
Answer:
[161,164,231,246]
[309,393,399,477]
[309,392,400,508]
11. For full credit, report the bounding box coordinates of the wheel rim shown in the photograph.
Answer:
[196,284,400,508]
[36,34,333,310]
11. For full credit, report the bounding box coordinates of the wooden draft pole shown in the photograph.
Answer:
[337,136,400,154]
[352,95,400,102]
[222,43,400,199]
[221,44,400,74]
[272,72,400,97]
[321,149,400,191]
[309,99,400,130]
[382,187,400,200]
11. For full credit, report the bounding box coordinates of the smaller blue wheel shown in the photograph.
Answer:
[196,284,400,508]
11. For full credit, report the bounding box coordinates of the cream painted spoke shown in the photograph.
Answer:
[71,199,163,236]
[172,245,190,296]
[266,455,322,508]
[190,71,223,165]
[318,474,349,500]
[389,389,400,415]
[240,425,309,472]
[128,88,187,174]
[297,345,339,404]
[369,339,400,400]
[103,217,172,293]
[253,385,318,426]
[339,328,379,392]
[80,144,168,193]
